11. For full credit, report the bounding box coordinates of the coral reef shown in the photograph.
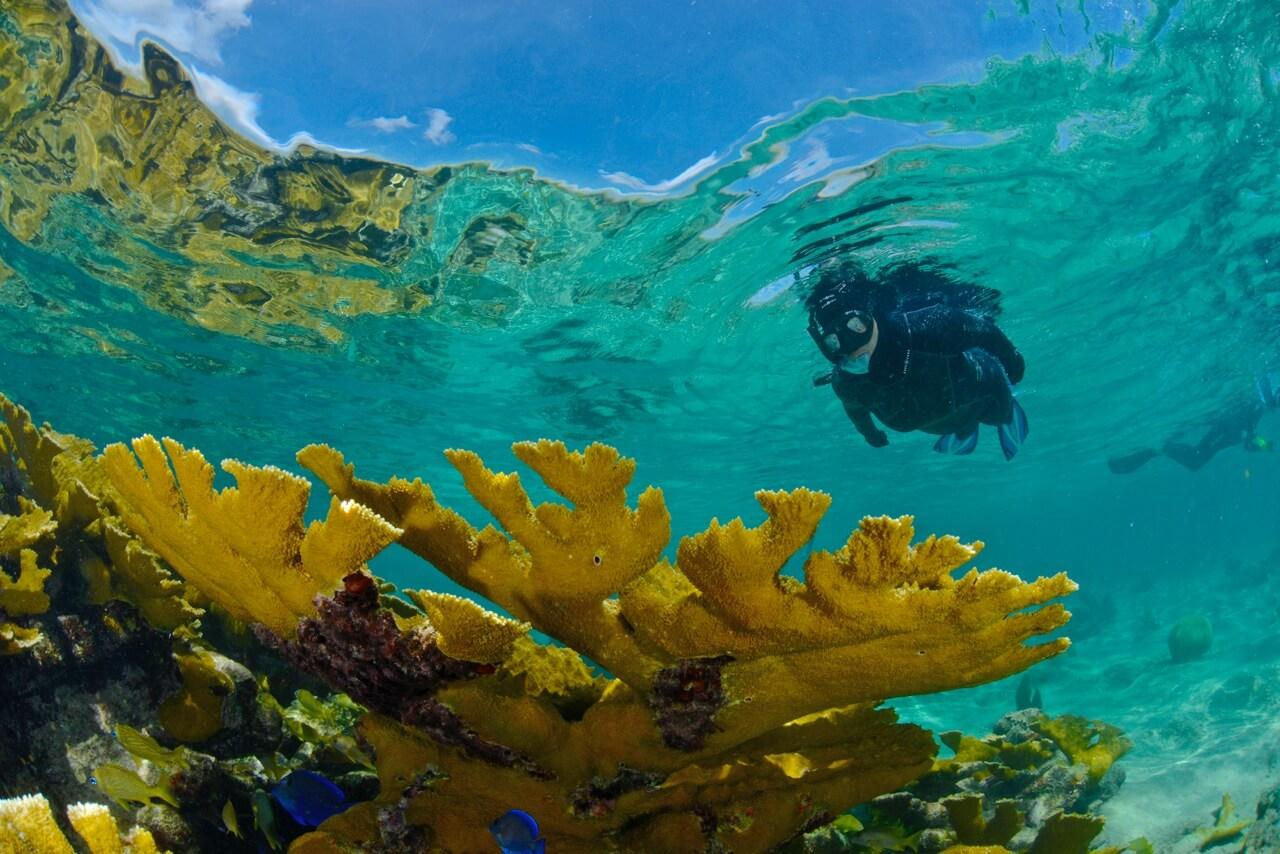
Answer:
[0,394,200,811]
[1030,716,1131,785]
[797,709,1146,853]
[0,390,1086,851]
[97,431,1075,851]
[253,572,533,774]
[0,394,380,852]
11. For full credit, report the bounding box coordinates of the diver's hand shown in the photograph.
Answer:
[842,403,886,447]
[864,430,889,448]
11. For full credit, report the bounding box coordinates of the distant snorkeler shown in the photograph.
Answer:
[1107,371,1279,474]
[806,259,1029,459]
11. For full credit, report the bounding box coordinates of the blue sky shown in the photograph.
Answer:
[69,0,1146,191]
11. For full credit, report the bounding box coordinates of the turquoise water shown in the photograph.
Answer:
[3,0,1280,847]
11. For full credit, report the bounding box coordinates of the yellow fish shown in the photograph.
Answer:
[330,734,374,768]
[90,763,178,808]
[116,725,190,770]
[222,800,242,839]
[847,829,922,851]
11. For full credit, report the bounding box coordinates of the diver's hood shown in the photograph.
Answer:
[808,290,873,362]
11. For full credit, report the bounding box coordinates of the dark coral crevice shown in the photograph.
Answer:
[570,765,663,818]
[254,572,549,778]
[650,655,732,751]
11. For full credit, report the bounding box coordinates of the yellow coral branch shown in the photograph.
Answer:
[0,395,108,528]
[403,589,528,663]
[94,520,202,630]
[310,703,932,854]
[445,441,670,600]
[295,443,489,594]
[0,499,56,556]
[0,621,42,655]
[665,489,830,631]
[67,802,162,854]
[0,795,163,854]
[299,441,670,685]
[301,440,1075,758]
[1,394,201,631]
[1,550,53,617]
[0,793,74,854]
[619,511,1072,746]
[101,436,401,635]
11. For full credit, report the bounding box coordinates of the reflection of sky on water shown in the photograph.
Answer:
[69,0,1147,189]
[705,117,996,237]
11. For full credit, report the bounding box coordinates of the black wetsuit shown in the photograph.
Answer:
[830,304,1026,447]
[1108,396,1272,474]
[1163,402,1266,470]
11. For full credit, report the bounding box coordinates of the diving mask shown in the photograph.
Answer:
[807,298,874,364]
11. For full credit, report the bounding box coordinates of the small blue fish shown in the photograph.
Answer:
[269,770,347,828]
[488,814,545,850]
[489,809,545,854]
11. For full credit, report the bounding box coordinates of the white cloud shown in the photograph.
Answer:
[73,0,251,68]
[422,108,455,146]
[348,115,417,134]
[274,130,366,156]
[515,142,544,156]
[190,67,364,155]
[189,65,269,145]
[600,152,720,194]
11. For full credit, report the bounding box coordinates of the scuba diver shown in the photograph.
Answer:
[1107,372,1278,473]
[806,260,1029,460]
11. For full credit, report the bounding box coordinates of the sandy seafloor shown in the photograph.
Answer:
[892,553,1280,850]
